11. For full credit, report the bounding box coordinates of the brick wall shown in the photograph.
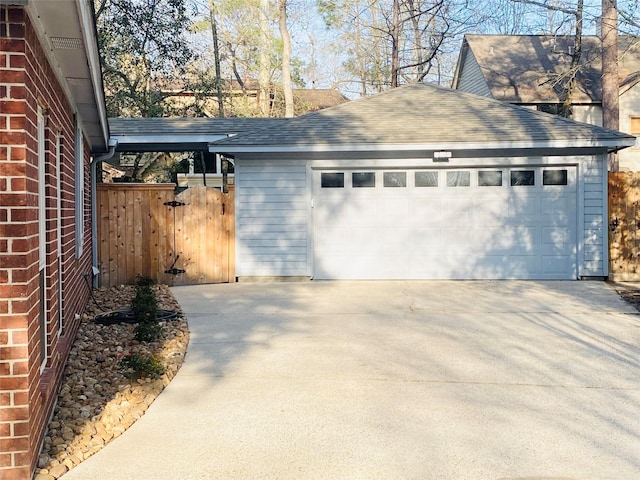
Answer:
[1,6,92,479]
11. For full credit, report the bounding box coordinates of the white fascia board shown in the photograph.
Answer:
[114,133,228,146]
[210,138,636,154]
[77,0,109,147]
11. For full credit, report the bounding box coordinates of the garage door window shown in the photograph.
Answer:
[353,172,376,188]
[447,171,470,187]
[543,170,568,185]
[511,170,535,186]
[321,172,344,188]
[478,171,502,187]
[415,171,438,187]
[383,172,406,187]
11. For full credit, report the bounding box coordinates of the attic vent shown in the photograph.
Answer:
[51,37,84,50]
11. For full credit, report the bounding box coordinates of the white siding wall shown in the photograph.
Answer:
[572,105,603,126]
[234,154,607,279]
[580,155,607,276]
[455,50,492,97]
[235,158,309,277]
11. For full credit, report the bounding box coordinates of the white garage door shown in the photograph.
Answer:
[313,167,577,280]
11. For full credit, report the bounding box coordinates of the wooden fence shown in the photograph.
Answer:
[609,172,640,281]
[97,184,235,287]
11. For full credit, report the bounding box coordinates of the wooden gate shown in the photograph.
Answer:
[97,184,235,287]
[609,172,640,281]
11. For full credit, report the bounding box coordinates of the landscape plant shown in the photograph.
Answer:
[131,276,164,342]
[117,351,165,379]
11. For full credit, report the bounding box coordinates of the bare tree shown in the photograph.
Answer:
[279,0,295,116]
[208,0,224,117]
[602,0,619,170]
[259,0,272,116]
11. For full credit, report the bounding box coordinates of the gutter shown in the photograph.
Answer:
[91,138,118,287]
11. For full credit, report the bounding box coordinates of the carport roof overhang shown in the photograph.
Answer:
[108,117,287,153]
[110,133,228,153]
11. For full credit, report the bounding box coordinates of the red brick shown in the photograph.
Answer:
[0,194,27,208]
[0,346,27,360]
[0,101,25,115]
[9,270,32,284]
[0,436,28,452]
[0,423,9,437]
[0,316,27,330]
[12,361,27,375]
[0,147,6,160]
[0,258,26,271]
[8,147,25,161]
[9,330,26,345]
[0,68,24,82]
[0,393,9,405]
[0,302,7,314]
[12,392,27,405]
[2,223,27,237]
[0,452,11,467]
[12,421,28,436]
[0,363,9,375]
[9,238,28,253]
[12,450,30,466]
[8,55,25,70]
[9,117,25,130]
[0,408,27,423]
[0,376,27,390]
[0,466,31,480]
[9,178,26,193]
[0,331,7,344]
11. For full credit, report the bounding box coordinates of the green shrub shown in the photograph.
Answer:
[133,320,163,342]
[117,351,164,379]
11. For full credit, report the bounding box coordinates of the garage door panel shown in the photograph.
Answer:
[313,167,577,280]
[542,226,572,247]
[542,255,575,275]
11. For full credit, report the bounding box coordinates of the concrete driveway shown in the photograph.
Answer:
[65,281,640,480]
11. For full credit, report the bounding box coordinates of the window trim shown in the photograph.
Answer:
[37,107,47,370]
[74,119,84,258]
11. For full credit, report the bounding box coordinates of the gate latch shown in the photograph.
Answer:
[164,200,186,207]
[165,255,186,275]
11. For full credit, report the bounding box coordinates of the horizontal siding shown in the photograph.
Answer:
[455,49,492,97]
[236,159,309,277]
[580,155,606,276]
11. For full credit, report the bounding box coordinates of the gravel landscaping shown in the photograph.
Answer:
[34,285,189,480]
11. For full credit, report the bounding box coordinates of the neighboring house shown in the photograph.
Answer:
[160,76,349,118]
[208,83,634,281]
[452,34,640,170]
[0,2,109,480]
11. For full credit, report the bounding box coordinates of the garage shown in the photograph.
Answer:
[313,166,577,279]
[210,83,635,281]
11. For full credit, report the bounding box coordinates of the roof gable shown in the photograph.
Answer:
[455,35,640,104]
[212,83,635,152]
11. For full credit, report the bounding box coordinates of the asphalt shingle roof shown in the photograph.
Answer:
[213,83,634,149]
[459,35,640,103]
[109,117,285,137]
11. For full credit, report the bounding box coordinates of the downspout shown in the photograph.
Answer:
[91,138,118,287]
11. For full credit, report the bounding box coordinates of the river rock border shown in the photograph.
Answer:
[34,285,189,480]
